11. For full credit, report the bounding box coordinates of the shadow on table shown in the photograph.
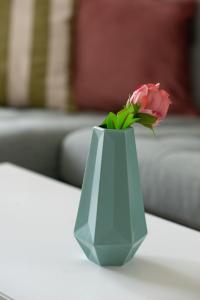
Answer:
[108,256,200,299]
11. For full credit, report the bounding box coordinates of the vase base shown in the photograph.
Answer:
[75,233,146,267]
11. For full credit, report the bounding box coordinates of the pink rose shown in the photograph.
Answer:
[127,83,171,125]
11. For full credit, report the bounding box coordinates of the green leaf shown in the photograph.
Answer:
[122,114,133,129]
[100,104,144,130]
[117,104,140,129]
[106,112,116,129]
[136,113,157,125]
[140,123,156,135]
[101,112,117,129]
[134,113,157,133]
[126,104,135,113]
[132,117,141,123]
[122,115,141,129]
[117,107,130,128]
[132,103,141,115]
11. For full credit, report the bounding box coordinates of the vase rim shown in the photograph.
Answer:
[94,126,134,132]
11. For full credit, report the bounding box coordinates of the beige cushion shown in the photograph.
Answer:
[0,0,74,109]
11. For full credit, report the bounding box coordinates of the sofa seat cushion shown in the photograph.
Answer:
[136,137,200,230]
[0,108,105,178]
[60,116,200,230]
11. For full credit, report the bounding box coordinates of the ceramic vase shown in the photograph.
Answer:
[74,126,147,266]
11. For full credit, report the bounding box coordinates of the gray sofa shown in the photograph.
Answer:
[0,3,200,231]
[0,109,104,178]
[0,108,200,231]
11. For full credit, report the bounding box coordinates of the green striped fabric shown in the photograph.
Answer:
[29,0,50,107]
[0,0,73,110]
[0,0,12,106]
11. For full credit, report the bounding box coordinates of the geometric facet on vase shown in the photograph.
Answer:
[74,126,147,266]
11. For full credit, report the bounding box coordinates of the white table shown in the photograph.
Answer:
[0,164,199,300]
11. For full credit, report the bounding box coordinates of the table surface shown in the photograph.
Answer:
[0,163,199,300]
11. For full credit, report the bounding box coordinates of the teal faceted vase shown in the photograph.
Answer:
[74,126,147,266]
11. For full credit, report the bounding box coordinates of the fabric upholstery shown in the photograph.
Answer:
[0,0,73,109]
[0,108,105,178]
[73,0,197,114]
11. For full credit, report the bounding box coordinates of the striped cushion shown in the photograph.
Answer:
[0,0,73,109]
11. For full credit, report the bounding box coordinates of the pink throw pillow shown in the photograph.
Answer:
[73,0,197,114]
